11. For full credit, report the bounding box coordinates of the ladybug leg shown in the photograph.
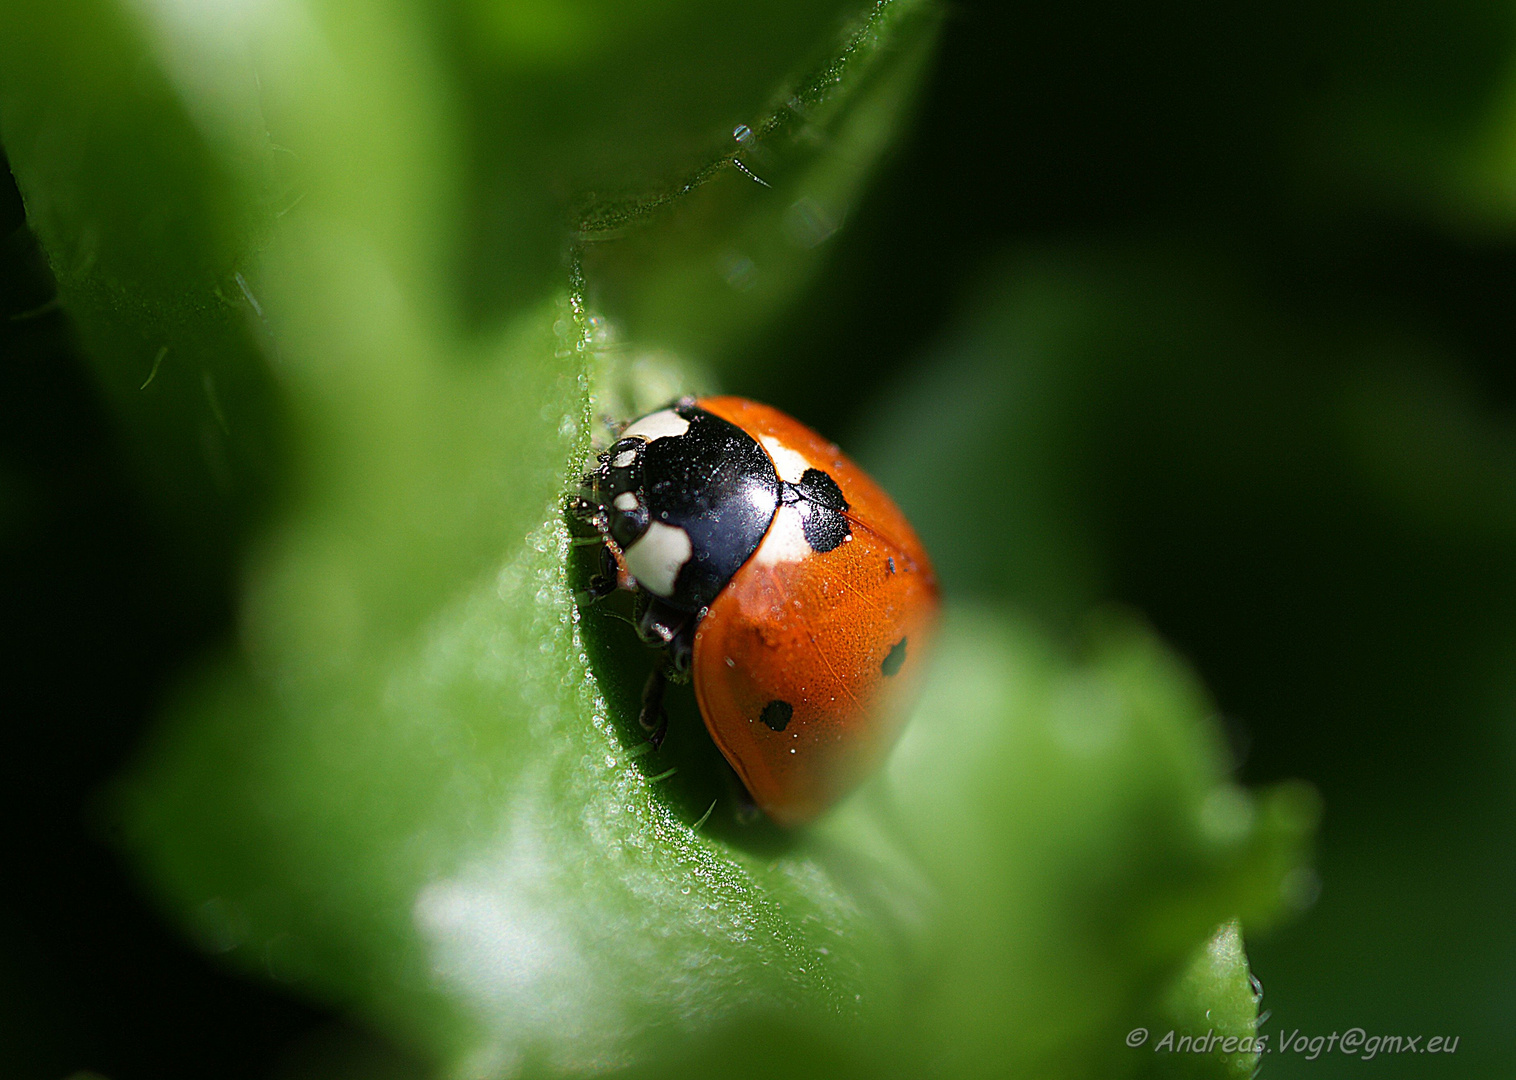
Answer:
[666,619,694,683]
[639,667,669,749]
[581,544,620,603]
[631,600,694,747]
[636,601,695,683]
[569,488,622,605]
[636,599,689,650]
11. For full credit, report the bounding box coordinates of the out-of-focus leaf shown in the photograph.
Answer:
[1136,922,1263,1080]
[854,262,1114,623]
[456,0,935,319]
[0,0,287,578]
[862,237,1516,1078]
[580,0,941,368]
[1287,0,1516,231]
[1340,357,1516,541]
[851,605,1316,1079]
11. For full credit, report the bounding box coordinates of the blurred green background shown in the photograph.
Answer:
[1,0,1511,1077]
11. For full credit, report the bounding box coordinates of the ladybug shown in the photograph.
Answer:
[571,396,939,825]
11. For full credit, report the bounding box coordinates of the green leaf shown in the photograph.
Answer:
[457,0,940,321]
[860,606,1316,1079]
[127,575,1314,1076]
[1138,922,1265,1080]
[127,500,903,1074]
[580,0,943,368]
[0,0,1314,1075]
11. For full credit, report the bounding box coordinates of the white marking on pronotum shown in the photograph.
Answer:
[610,449,637,469]
[622,409,689,443]
[623,521,692,597]
[612,492,639,512]
[752,505,809,566]
[760,436,810,484]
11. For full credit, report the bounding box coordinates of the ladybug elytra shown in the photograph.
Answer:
[571,396,938,825]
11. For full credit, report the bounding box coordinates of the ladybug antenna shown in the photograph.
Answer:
[594,607,640,630]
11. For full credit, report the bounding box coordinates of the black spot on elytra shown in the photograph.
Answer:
[799,505,849,553]
[887,556,896,575]
[882,638,907,677]
[759,700,793,731]
[796,468,846,510]
[783,467,850,553]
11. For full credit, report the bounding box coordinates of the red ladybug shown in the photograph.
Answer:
[572,396,938,825]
